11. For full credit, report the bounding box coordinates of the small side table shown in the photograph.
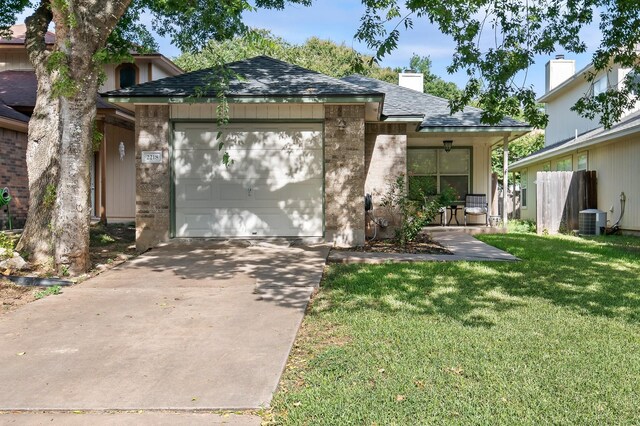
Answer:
[447,204,462,226]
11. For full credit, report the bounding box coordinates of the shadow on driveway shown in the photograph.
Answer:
[0,240,329,411]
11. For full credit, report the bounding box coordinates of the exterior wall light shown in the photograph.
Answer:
[443,140,453,152]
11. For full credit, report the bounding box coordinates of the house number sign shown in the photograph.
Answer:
[141,151,163,164]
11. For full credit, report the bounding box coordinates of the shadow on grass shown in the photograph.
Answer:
[316,233,640,327]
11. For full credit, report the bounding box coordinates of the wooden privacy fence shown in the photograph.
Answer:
[536,170,597,234]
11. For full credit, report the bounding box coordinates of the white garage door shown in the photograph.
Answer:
[173,122,323,237]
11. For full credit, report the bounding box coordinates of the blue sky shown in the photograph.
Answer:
[16,2,603,97]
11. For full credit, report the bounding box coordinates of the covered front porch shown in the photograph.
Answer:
[364,124,529,238]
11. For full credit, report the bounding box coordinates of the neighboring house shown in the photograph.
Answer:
[0,24,182,228]
[511,56,640,233]
[104,55,530,249]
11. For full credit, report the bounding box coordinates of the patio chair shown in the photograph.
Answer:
[464,194,489,226]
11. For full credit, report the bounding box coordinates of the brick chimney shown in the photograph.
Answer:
[398,70,424,93]
[545,54,576,93]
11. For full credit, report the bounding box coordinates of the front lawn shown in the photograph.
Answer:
[270,233,640,425]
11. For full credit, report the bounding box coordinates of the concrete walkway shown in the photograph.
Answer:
[328,232,517,264]
[0,241,329,416]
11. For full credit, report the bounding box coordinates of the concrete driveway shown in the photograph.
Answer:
[0,240,329,412]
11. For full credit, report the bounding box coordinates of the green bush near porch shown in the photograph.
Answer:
[271,234,640,425]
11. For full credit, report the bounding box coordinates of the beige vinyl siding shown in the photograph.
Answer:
[0,51,32,71]
[589,137,640,231]
[518,162,546,221]
[170,104,324,120]
[105,124,135,221]
[513,136,640,230]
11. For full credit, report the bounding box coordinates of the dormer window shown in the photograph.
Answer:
[116,63,138,89]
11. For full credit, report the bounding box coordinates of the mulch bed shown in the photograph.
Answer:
[333,233,452,255]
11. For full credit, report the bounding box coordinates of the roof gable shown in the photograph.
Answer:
[103,56,383,99]
[341,74,528,129]
[0,24,55,45]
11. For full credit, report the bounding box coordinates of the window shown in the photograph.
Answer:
[593,76,608,96]
[556,156,572,171]
[625,71,640,96]
[520,169,528,208]
[116,63,138,89]
[407,148,471,201]
[577,153,588,171]
[542,162,551,172]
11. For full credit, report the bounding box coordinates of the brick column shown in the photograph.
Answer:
[364,123,407,238]
[324,105,366,246]
[135,105,170,251]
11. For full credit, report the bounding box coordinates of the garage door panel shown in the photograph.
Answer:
[174,149,323,182]
[182,181,215,202]
[176,207,323,237]
[174,122,323,237]
[174,124,323,151]
[174,128,219,150]
[175,178,322,208]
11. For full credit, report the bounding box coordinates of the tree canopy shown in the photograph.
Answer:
[175,30,463,100]
[355,0,640,129]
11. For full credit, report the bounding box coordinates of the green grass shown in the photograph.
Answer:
[271,233,640,425]
[34,285,62,300]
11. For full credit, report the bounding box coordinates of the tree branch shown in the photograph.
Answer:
[25,0,53,72]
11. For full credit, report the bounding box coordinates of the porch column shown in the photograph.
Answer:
[99,122,107,224]
[502,135,509,227]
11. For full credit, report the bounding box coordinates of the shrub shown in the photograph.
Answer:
[380,175,456,247]
[508,219,537,234]
[0,232,15,252]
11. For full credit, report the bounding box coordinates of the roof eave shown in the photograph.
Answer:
[133,54,183,75]
[510,122,640,169]
[380,115,424,122]
[0,116,28,131]
[105,94,385,104]
[418,125,533,133]
[537,62,594,103]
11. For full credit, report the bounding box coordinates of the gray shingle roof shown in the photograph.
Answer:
[341,74,528,129]
[103,56,383,99]
[511,109,640,169]
[0,70,116,110]
[0,98,28,123]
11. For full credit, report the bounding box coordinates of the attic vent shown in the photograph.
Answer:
[579,209,607,236]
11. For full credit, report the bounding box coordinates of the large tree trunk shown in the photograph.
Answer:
[16,5,60,267]
[17,0,131,275]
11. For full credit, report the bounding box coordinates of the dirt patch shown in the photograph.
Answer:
[89,223,138,273]
[0,280,36,315]
[0,223,139,313]
[332,233,452,255]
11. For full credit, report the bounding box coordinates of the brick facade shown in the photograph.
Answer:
[324,105,366,246]
[364,123,407,238]
[135,105,170,251]
[0,127,28,229]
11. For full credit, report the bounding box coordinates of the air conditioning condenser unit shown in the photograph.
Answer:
[579,209,607,236]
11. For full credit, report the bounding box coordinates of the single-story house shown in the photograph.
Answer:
[511,56,640,233]
[104,55,531,250]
